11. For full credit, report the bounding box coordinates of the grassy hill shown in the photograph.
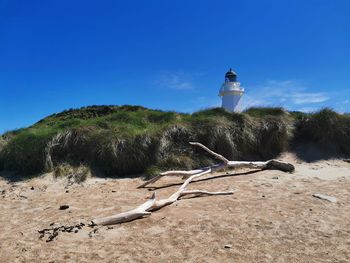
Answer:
[0,105,349,179]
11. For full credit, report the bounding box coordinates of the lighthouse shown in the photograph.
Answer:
[219,69,244,112]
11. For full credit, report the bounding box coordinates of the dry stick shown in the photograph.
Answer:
[180,190,234,197]
[138,142,294,188]
[93,168,233,226]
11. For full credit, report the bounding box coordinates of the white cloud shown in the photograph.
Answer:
[243,80,330,110]
[154,72,195,90]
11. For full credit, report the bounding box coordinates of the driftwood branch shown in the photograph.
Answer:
[189,142,229,164]
[93,142,294,226]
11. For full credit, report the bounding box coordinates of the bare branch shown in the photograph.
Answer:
[189,142,229,164]
[92,193,156,226]
[95,142,294,226]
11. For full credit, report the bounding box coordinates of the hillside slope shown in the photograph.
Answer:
[0,105,349,178]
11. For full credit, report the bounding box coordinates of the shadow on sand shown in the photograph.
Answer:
[291,142,347,163]
[144,169,262,191]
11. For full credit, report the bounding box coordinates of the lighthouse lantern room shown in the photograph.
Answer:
[219,69,244,112]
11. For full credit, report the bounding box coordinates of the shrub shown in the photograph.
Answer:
[295,108,350,154]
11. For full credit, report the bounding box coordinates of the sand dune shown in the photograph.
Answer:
[0,153,349,262]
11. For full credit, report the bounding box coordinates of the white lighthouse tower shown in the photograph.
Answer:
[219,68,244,112]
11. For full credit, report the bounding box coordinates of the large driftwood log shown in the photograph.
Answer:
[138,142,295,188]
[93,142,294,226]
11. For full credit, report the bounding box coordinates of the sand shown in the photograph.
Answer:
[0,153,349,263]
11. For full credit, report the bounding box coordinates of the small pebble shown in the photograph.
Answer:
[224,244,232,249]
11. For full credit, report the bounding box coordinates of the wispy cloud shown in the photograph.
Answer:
[154,72,195,90]
[243,80,330,112]
[291,92,329,104]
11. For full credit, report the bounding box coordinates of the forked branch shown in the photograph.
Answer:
[93,142,294,226]
[93,168,233,225]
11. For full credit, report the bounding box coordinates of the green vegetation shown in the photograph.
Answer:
[0,105,349,179]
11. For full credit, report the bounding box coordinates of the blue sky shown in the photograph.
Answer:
[0,0,349,133]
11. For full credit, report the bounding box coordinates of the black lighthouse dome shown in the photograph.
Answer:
[225,68,237,82]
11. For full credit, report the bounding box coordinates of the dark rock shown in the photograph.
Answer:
[59,205,69,210]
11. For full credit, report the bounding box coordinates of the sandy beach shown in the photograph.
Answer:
[0,153,349,263]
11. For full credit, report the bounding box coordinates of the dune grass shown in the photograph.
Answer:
[0,105,349,179]
[294,108,350,154]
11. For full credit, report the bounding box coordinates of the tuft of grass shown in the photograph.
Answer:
[54,163,90,185]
